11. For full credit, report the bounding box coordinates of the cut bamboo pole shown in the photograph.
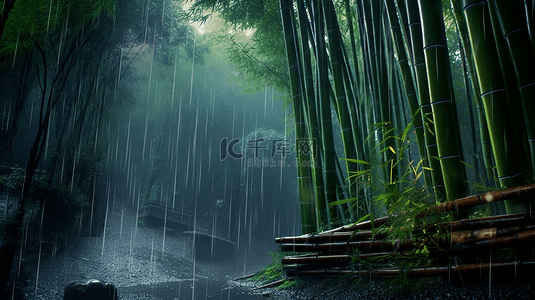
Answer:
[282,254,351,265]
[253,279,293,290]
[289,261,535,278]
[276,230,377,244]
[437,212,535,232]
[276,184,535,280]
[322,215,391,233]
[232,273,257,281]
[280,227,535,256]
[472,228,535,248]
[280,239,405,253]
[277,213,535,245]
[450,225,535,245]
[429,183,535,214]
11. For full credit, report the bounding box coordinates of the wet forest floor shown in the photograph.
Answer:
[7,198,535,300]
[11,199,277,300]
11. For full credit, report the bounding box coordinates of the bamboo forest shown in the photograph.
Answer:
[1,0,535,299]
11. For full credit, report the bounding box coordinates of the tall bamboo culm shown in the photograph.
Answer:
[418,0,467,206]
[462,0,528,214]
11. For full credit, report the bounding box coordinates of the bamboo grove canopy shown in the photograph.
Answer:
[190,0,535,234]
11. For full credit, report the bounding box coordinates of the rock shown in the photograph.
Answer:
[63,279,118,300]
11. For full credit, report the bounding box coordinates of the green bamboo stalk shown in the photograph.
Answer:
[385,0,429,187]
[312,0,338,224]
[462,0,527,214]
[406,0,446,200]
[488,3,532,177]
[395,0,413,61]
[280,0,316,233]
[296,0,327,229]
[343,0,360,95]
[450,0,496,187]
[491,0,535,176]
[418,0,467,205]
[526,0,535,48]
[374,1,398,185]
[323,0,359,191]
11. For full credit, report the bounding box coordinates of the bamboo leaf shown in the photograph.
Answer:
[329,197,359,206]
[345,158,370,165]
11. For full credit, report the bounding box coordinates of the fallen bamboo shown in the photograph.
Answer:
[450,225,535,244]
[282,252,408,268]
[322,216,391,233]
[473,228,535,248]
[276,214,535,245]
[321,184,535,234]
[276,184,535,281]
[280,226,535,256]
[288,261,535,278]
[253,278,293,290]
[276,230,377,244]
[280,239,406,253]
[436,213,535,232]
[282,254,352,265]
[232,273,257,281]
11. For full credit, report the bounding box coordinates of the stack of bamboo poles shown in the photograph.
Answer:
[276,184,535,279]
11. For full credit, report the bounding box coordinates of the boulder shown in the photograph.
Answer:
[63,279,118,300]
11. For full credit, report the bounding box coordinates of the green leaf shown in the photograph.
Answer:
[345,158,370,165]
[329,197,358,206]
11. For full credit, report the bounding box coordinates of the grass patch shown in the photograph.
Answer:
[249,252,299,290]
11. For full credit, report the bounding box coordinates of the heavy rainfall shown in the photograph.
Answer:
[1,0,535,299]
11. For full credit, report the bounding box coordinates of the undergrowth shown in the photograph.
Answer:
[340,121,457,294]
[249,252,299,290]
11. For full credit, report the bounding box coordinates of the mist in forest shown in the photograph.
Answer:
[0,1,300,299]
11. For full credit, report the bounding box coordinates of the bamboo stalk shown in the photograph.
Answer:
[450,225,535,244]
[232,273,257,281]
[280,239,401,253]
[279,0,317,233]
[462,0,527,214]
[282,254,351,265]
[472,228,535,248]
[276,230,377,244]
[430,183,535,214]
[253,279,293,290]
[438,212,535,232]
[322,215,391,233]
[289,261,535,278]
[280,225,535,258]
